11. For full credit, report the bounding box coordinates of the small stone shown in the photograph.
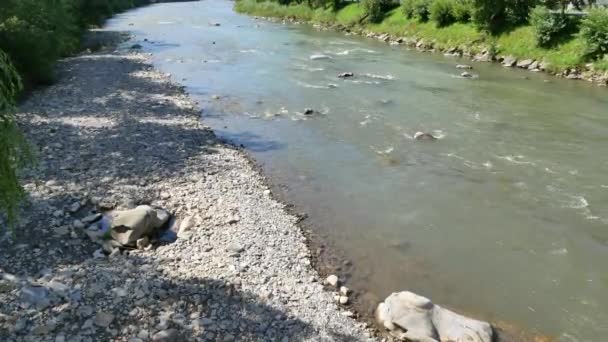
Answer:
[325,274,339,288]
[131,44,143,49]
[93,249,105,259]
[53,226,70,236]
[179,216,196,232]
[53,210,64,218]
[152,329,180,342]
[73,220,85,229]
[136,237,150,250]
[20,285,50,309]
[339,296,349,305]
[226,242,244,254]
[82,214,102,224]
[263,189,271,196]
[340,286,350,296]
[14,317,27,332]
[460,71,473,78]
[138,329,150,339]
[456,64,472,69]
[69,202,81,213]
[94,312,114,327]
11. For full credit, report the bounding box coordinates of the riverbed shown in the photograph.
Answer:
[107,1,608,340]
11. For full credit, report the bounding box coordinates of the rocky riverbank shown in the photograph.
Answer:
[254,16,608,87]
[0,31,375,341]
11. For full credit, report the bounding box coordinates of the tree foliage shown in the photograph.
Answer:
[530,5,569,47]
[580,7,608,59]
[430,0,457,26]
[0,49,31,228]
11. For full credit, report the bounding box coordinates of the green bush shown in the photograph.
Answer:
[530,6,568,47]
[472,0,538,33]
[580,8,608,60]
[452,0,473,22]
[402,0,432,21]
[362,0,390,23]
[0,49,31,228]
[430,0,456,27]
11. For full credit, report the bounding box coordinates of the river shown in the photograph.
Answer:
[106,1,608,340]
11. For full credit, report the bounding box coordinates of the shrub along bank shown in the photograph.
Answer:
[235,0,608,75]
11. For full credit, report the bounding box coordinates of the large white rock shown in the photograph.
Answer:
[376,291,493,342]
[110,205,169,246]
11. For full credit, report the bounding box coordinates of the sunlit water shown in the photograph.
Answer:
[106,1,608,340]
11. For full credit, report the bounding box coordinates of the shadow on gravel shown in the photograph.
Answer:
[3,32,218,273]
[1,251,359,341]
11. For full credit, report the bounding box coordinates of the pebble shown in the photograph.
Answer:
[152,329,179,342]
[325,274,339,288]
[94,312,114,327]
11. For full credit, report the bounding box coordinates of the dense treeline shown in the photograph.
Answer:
[246,0,608,58]
[0,0,154,85]
[0,0,155,228]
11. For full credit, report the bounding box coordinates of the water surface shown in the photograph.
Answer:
[107,2,608,340]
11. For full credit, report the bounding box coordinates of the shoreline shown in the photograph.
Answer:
[236,9,608,87]
[0,30,376,341]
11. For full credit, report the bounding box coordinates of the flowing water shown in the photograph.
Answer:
[106,1,608,340]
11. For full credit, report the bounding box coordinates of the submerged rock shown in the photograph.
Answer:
[303,108,316,115]
[456,64,472,70]
[460,71,473,78]
[110,205,169,246]
[338,72,354,78]
[414,132,438,141]
[309,54,331,60]
[376,291,493,342]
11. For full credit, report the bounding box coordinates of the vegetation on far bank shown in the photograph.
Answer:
[0,0,159,229]
[235,0,608,73]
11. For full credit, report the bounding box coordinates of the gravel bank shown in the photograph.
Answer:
[0,31,375,342]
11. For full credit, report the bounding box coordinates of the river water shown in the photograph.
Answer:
[106,1,608,340]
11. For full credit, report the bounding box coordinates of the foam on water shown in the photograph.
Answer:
[362,73,396,80]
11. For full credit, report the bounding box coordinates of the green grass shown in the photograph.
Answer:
[496,26,585,72]
[235,1,598,73]
[368,8,484,51]
[335,3,366,26]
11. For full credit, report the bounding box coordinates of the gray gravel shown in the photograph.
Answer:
[0,31,375,341]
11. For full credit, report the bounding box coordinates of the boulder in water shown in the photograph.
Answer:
[502,56,517,67]
[303,108,316,115]
[456,64,472,70]
[376,291,493,342]
[338,72,354,78]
